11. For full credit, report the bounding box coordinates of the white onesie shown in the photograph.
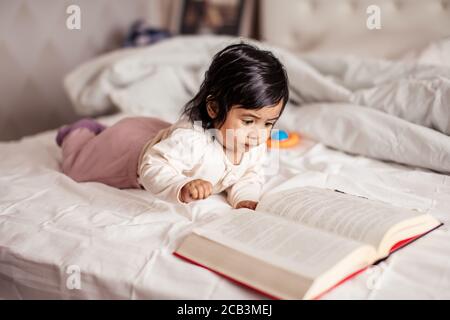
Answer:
[137,117,266,208]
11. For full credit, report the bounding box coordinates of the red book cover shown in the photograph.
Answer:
[173,223,443,300]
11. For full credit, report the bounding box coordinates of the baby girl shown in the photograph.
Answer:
[56,43,289,210]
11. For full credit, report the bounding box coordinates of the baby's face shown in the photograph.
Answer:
[214,100,283,153]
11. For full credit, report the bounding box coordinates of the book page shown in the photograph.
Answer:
[256,187,424,248]
[193,210,373,280]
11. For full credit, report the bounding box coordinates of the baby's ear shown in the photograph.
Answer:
[206,100,218,119]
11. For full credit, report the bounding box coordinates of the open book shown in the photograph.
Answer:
[174,187,442,300]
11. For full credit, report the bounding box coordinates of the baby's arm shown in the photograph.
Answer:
[226,144,267,210]
[138,128,207,204]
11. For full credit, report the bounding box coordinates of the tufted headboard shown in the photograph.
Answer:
[260,0,450,58]
[0,0,155,141]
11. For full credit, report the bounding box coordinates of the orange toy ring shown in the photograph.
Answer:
[267,132,300,148]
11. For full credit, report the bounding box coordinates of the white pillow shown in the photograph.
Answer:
[279,103,450,174]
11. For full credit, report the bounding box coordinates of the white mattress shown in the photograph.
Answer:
[1,112,449,299]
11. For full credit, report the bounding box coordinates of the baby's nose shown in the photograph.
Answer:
[256,129,269,141]
[248,133,266,145]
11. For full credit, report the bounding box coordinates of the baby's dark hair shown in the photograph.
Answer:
[181,42,289,130]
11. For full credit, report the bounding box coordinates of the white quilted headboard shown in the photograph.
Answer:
[260,0,450,58]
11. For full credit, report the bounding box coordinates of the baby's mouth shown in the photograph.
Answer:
[244,143,255,150]
[245,140,258,147]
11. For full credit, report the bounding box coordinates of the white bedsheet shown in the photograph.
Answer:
[1,112,449,299]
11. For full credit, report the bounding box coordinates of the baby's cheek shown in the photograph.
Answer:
[261,128,271,142]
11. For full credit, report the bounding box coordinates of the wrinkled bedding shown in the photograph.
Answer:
[64,35,450,173]
[1,35,450,299]
[0,111,449,299]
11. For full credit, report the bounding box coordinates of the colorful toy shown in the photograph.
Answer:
[267,130,301,148]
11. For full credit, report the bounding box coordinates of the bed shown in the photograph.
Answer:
[1,1,450,300]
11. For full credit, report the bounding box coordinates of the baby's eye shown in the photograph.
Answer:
[242,120,253,125]
[265,122,274,127]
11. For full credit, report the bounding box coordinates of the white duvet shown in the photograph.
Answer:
[64,35,450,174]
[1,35,450,299]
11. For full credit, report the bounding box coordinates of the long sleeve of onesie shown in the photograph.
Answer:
[138,128,206,204]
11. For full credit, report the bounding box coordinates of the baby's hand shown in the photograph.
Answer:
[180,179,213,203]
[235,200,258,210]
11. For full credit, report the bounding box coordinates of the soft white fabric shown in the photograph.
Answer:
[109,66,204,123]
[401,37,450,67]
[277,103,450,174]
[1,112,449,299]
[64,35,450,174]
[64,35,352,117]
[136,117,267,208]
[64,36,216,118]
[302,54,450,134]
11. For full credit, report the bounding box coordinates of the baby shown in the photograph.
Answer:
[56,43,289,210]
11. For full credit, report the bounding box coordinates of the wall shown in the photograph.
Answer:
[0,0,152,141]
